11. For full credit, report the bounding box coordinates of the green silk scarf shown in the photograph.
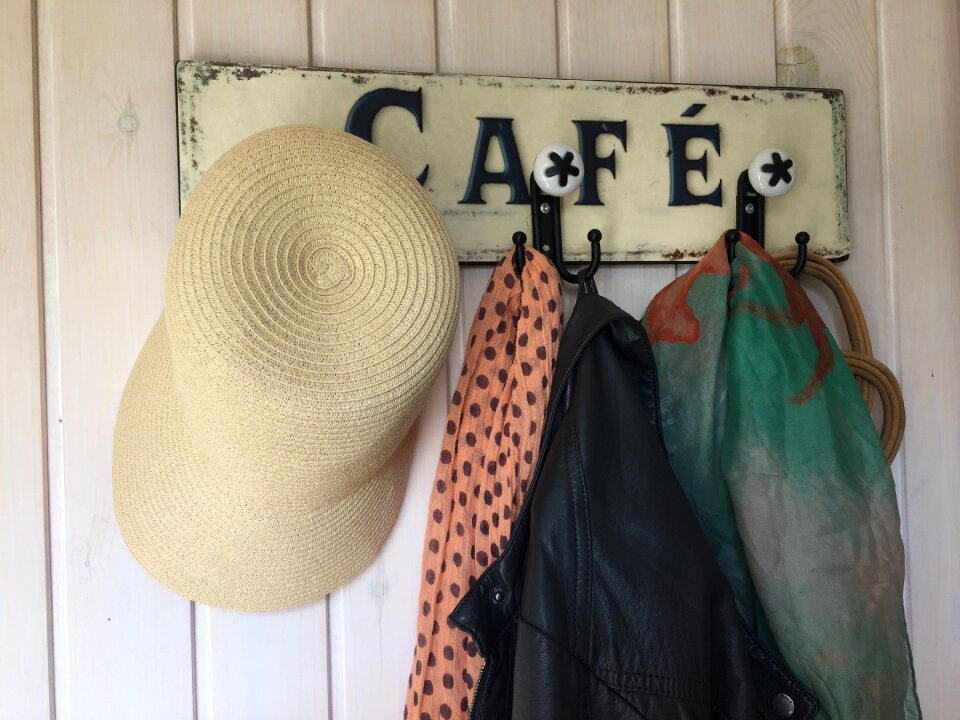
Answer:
[643,234,921,720]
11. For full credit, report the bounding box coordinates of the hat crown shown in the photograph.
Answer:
[164,127,459,509]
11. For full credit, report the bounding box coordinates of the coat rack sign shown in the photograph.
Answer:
[178,61,847,262]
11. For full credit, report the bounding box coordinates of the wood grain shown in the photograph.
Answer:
[878,0,960,713]
[194,605,329,720]
[313,0,436,72]
[37,0,192,717]
[177,0,310,65]
[436,0,557,77]
[558,0,670,82]
[670,0,777,85]
[0,1,52,717]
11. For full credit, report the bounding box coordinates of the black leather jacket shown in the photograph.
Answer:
[450,291,819,720]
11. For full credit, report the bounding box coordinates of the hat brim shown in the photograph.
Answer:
[113,318,411,611]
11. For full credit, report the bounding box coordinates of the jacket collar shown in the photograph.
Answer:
[448,291,630,657]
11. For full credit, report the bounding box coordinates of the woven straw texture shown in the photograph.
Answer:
[114,126,460,611]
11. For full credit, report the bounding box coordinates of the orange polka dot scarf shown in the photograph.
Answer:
[404,248,563,720]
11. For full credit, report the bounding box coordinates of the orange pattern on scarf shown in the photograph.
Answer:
[404,248,563,720]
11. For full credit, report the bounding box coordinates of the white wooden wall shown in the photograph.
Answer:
[2,1,958,717]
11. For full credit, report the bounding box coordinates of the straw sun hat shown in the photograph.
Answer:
[114,126,460,611]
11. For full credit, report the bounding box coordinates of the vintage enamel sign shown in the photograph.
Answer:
[177,61,847,262]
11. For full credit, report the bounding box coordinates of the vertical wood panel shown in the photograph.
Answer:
[177,0,310,64]
[37,0,193,718]
[878,0,960,714]
[195,606,328,720]
[310,3,441,718]
[176,4,327,719]
[670,0,777,85]
[312,0,436,72]
[437,0,557,78]
[558,0,676,313]
[558,0,670,82]
[0,0,53,716]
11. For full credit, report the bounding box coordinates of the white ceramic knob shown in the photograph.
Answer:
[748,148,797,198]
[533,143,584,197]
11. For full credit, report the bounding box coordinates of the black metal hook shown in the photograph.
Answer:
[736,171,765,246]
[527,173,602,285]
[789,231,810,277]
[732,166,810,277]
[512,231,528,275]
[726,227,811,278]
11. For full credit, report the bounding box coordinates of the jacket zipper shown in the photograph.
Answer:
[467,658,488,720]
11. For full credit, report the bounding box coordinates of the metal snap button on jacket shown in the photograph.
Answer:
[448,291,820,720]
[772,692,796,718]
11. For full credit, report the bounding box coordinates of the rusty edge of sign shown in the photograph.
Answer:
[175,60,849,263]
